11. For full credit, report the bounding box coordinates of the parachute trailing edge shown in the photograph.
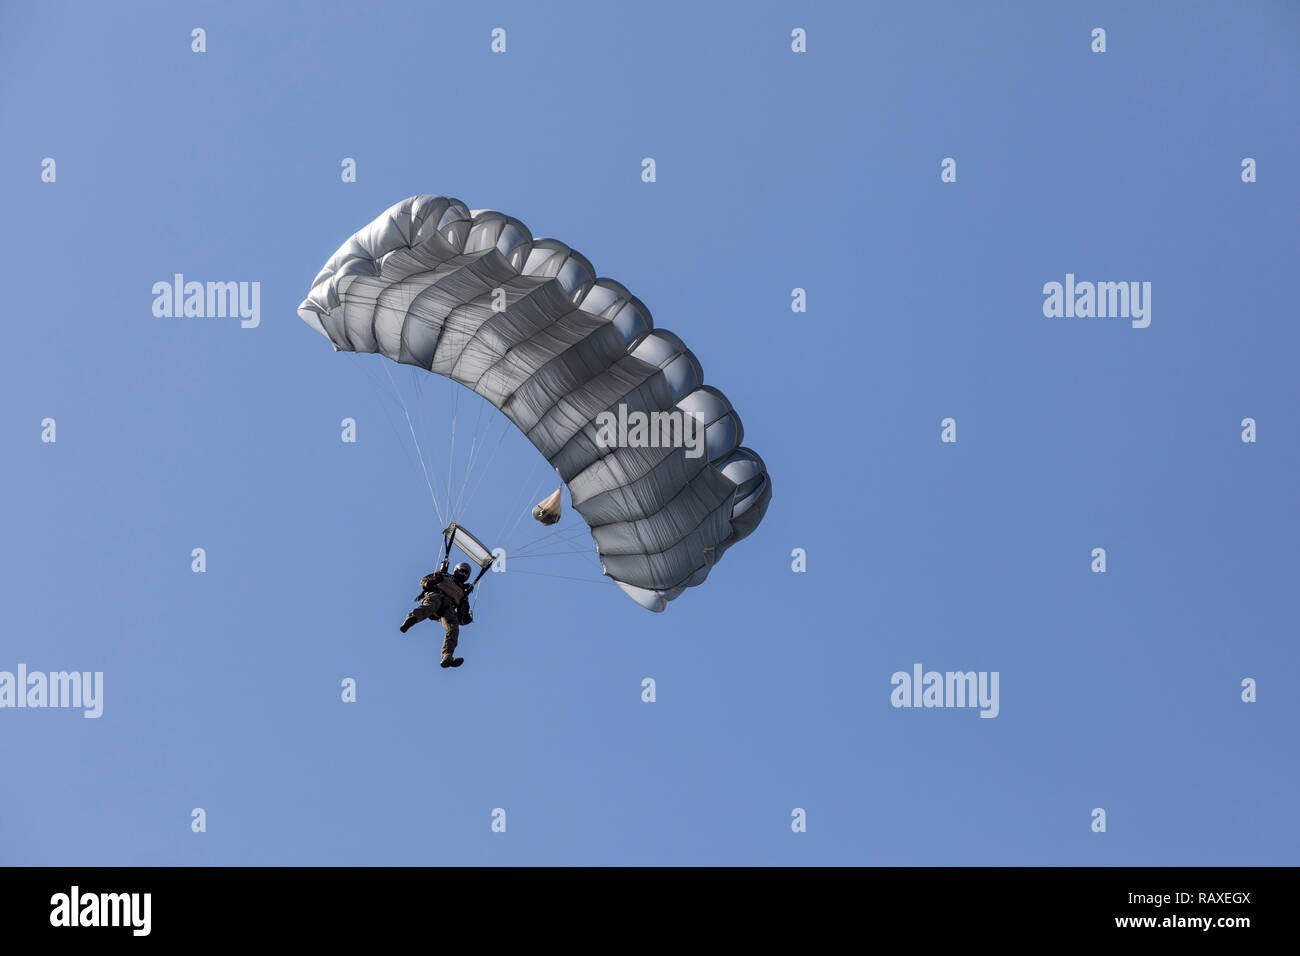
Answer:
[299,195,772,611]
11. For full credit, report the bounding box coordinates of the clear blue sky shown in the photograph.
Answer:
[2,0,1297,865]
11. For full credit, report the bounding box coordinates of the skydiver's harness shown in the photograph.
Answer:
[435,531,492,625]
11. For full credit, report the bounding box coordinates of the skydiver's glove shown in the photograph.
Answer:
[439,560,450,572]
[464,583,474,595]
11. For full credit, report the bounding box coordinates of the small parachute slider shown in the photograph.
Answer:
[442,523,495,570]
[532,487,563,526]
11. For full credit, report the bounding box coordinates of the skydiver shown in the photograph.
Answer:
[399,560,475,668]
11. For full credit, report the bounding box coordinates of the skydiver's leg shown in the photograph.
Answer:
[439,615,462,667]
[400,596,442,633]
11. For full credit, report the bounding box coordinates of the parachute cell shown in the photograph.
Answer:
[299,195,772,611]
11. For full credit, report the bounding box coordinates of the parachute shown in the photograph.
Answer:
[298,195,772,611]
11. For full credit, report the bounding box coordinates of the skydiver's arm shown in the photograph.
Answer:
[415,571,442,601]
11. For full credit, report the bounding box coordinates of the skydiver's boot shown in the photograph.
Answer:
[440,657,464,668]
[400,614,416,633]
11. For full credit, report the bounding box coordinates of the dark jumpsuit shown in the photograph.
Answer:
[403,571,472,662]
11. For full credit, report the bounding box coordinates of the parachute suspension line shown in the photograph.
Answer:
[496,456,543,543]
[351,355,425,488]
[502,475,552,547]
[460,418,511,518]
[452,396,490,519]
[409,366,434,474]
[508,549,601,559]
[451,433,476,520]
[510,524,593,555]
[353,357,450,539]
[505,507,604,566]
[464,560,494,614]
[416,369,460,535]
[506,494,585,546]
[500,488,592,567]
[521,542,602,562]
[508,540,602,568]
[444,378,459,522]
[383,363,445,525]
[505,568,606,585]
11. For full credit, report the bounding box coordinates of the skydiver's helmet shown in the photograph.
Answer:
[453,562,472,582]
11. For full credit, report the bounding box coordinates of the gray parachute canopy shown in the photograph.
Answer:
[298,195,771,611]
